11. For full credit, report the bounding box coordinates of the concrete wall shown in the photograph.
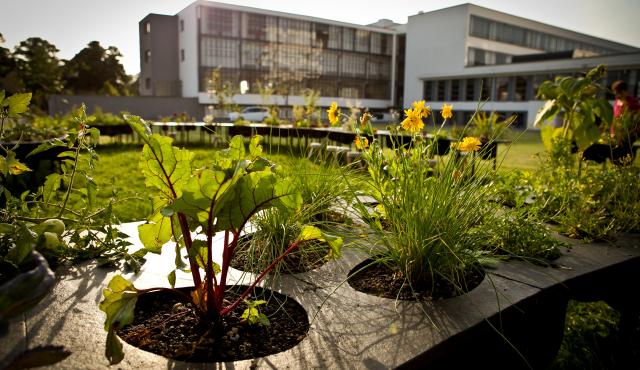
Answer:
[178,3,200,97]
[403,5,470,107]
[48,95,202,120]
[139,14,180,96]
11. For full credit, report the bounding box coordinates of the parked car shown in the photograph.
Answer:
[228,107,270,122]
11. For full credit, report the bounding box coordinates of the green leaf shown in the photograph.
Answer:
[138,212,174,253]
[573,117,600,150]
[41,173,62,203]
[124,115,152,143]
[105,329,124,365]
[4,92,32,118]
[139,134,194,198]
[225,135,245,162]
[187,239,220,272]
[6,225,37,265]
[540,124,557,151]
[99,275,138,364]
[214,171,301,233]
[26,138,67,158]
[296,226,343,260]
[241,299,269,326]
[5,151,31,175]
[298,225,322,242]
[167,270,176,288]
[171,169,228,227]
[249,135,263,157]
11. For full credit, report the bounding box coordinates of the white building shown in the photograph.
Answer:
[140,2,640,128]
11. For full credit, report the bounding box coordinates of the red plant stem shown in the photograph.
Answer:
[146,141,202,288]
[220,240,300,317]
[177,213,202,287]
[205,207,216,314]
[216,231,236,311]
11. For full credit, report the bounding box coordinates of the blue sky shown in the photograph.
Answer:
[1,0,638,75]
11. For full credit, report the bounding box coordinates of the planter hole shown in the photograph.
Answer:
[117,286,309,362]
[347,258,485,301]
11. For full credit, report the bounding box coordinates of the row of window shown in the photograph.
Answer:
[424,69,640,102]
[469,15,616,55]
[200,6,393,55]
[467,47,512,66]
[200,67,390,99]
[200,37,391,79]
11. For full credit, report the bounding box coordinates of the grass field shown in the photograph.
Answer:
[93,129,637,222]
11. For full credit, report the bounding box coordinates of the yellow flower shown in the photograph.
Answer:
[412,100,431,118]
[401,108,424,133]
[458,136,482,152]
[441,104,453,120]
[327,102,340,126]
[354,136,369,150]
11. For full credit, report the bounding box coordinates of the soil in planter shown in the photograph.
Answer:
[117,286,309,363]
[348,259,485,301]
[231,237,329,274]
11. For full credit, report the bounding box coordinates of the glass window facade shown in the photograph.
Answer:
[469,15,616,56]
[197,5,393,100]
[422,68,640,103]
[468,47,512,66]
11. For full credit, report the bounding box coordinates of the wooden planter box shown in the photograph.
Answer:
[2,223,638,369]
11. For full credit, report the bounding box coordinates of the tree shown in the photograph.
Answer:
[13,37,64,110]
[0,33,24,93]
[63,41,131,96]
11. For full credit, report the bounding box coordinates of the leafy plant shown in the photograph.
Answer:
[534,65,612,162]
[477,207,564,263]
[470,111,515,141]
[100,117,330,364]
[531,159,640,240]
[1,91,131,367]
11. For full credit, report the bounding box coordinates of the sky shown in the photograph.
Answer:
[1,0,639,75]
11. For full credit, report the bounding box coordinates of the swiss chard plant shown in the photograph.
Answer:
[100,116,328,364]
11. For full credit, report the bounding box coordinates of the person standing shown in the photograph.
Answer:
[610,80,640,163]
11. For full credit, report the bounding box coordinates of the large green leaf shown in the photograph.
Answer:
[214,171,301,233]
[573,115,600,150]
[139,135,194,198]
[540,124,554,152]
[138,211,174,253]
[171,169,228,227]
[99,275,138,365]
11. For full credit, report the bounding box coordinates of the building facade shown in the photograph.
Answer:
[140,1,640,128]
[403,4,640,128]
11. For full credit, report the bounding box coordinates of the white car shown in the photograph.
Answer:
[228,107,270,122]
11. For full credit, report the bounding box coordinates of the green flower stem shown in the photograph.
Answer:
[57,140,81,219]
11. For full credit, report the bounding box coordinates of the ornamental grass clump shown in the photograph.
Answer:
[353,101,495,294]
[99,116,329,364]
[234,160,348,275]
